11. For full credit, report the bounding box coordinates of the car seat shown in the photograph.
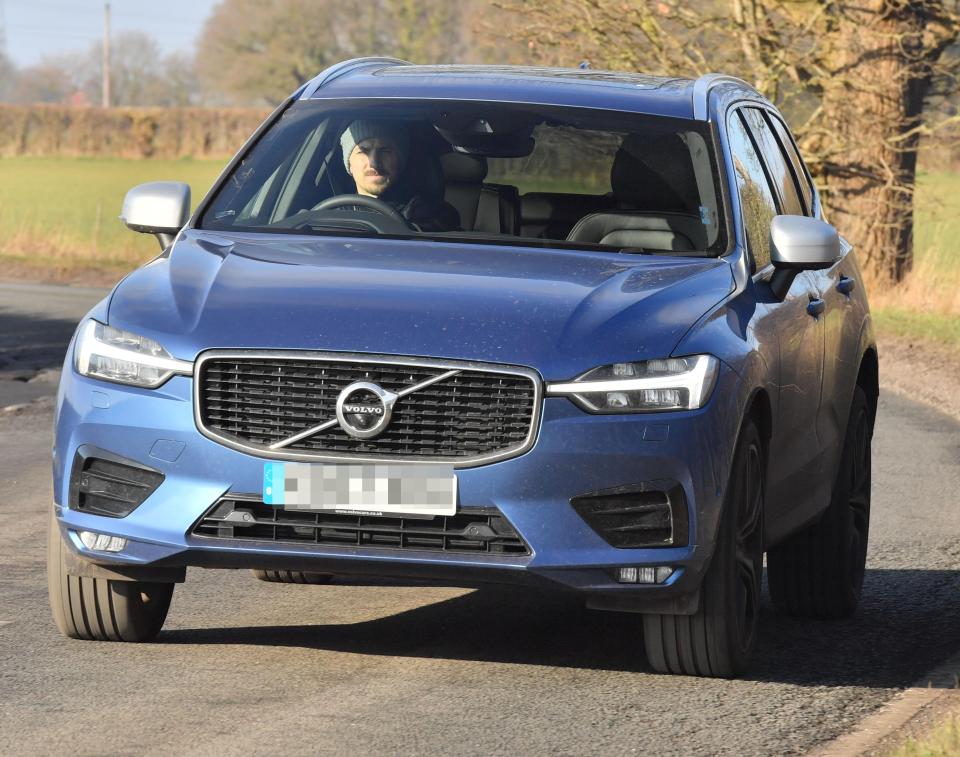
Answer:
[565,133,707,251]
[441,153,520,235]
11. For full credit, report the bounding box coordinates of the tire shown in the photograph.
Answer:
[643,419,765,677]
[251,569,333,585]
[47,511,173,642]
[767,385,871,619]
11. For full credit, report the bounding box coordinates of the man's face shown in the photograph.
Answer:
[348,137,401,197]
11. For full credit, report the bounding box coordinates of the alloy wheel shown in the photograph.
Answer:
[735,442,764,654]
[845,404,871,597]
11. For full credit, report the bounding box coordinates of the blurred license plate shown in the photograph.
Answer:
[262,462,456,517]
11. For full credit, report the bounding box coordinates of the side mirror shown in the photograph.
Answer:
[120,181,191,250]
[768,215,841,299]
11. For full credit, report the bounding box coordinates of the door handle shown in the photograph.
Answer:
[837,276,856,295]
[807,298,825,317]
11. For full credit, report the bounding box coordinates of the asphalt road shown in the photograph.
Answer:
[0,281,110,405]
[1,283,959,756]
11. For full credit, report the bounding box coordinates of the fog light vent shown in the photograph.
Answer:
[571,480,688,548]
[69,446,165,518]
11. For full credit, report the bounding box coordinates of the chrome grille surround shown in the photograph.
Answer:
[193,350,542,468]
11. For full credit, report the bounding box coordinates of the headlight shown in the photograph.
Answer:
[546,355,719,413]
[74,319,193,388]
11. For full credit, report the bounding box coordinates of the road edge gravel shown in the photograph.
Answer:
[878,337,960,423]
[811,338,960,754]
[811,650,960,756]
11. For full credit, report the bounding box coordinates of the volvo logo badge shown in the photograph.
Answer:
[335,382,398,439]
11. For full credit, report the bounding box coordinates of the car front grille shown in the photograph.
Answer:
[195,352,540,465]
[192,497,531,555]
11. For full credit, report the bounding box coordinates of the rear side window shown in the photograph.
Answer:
[767,114,814,215]
[726,110,779,270]
[741,108,805,216]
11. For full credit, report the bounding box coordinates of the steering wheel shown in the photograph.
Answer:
[311,194,410,227]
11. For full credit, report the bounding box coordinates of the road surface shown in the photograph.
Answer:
[1,282,958,756]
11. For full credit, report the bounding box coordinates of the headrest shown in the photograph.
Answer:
[440,152,488,183]
[610,133,699,213]
[394,143,445,201]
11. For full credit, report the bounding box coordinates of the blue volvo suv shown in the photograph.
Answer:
[48,60,877,677]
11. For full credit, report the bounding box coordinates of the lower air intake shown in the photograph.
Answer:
[193,498,530,556]
[571,480,688,548]
[69,446,165,518]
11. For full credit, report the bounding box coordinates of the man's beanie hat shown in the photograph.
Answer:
[341,120,409,170]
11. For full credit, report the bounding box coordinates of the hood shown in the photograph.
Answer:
[108,230,733,380]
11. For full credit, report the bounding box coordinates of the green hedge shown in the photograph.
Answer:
[0,105,271,159]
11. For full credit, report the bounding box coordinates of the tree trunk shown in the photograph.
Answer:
[818,1,932,284]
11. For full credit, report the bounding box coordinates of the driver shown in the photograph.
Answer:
[340,120,460,232]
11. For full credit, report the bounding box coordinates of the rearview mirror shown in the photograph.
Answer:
[120,181,191,250]
[769,215,841,299]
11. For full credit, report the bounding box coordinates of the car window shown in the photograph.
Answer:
[486,126,619,195]
[199,100,728,257]
[766,113,814,215]
[741,108,805,216]
[237,164,283,222]
[726,110,779,270]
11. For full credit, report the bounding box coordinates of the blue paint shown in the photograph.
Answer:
[149,439,185,463]
[50,63,876,612]
[263,462,284,505]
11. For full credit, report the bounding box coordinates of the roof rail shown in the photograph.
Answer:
[299,57,412,100]
[692,73,757,120]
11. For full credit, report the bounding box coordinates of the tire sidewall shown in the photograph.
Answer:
[702,419,765,674]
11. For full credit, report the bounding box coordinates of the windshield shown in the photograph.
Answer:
[199,99,727,256]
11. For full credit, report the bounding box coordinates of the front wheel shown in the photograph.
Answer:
[643,419,765,677]
[47,512,173,641]
[767,385,872,619]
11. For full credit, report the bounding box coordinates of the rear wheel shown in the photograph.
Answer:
[251,569,333,585]
[47,512,173,641]
[767,385,871,619]
[643,419,764,677]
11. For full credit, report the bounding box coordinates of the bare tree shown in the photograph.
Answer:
[195,0,477,106]
[157,53,202,108]
[502,0,960,284]
[0,51,16,101]
[195,0,338,106]
[377,0,457,61]
[104,33,170,105]
[812,2,957,282]
[6,32,198,107]
[9,55,84,103]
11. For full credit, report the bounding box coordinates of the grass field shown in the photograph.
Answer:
[0,156,958,349]
[0,156,224,271]
[867,172,960,351]
[893,715,960,757]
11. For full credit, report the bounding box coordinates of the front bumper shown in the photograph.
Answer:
[53,362,744,613]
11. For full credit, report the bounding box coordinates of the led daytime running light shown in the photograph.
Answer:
[75,319,193,388]
[546,355,718,413]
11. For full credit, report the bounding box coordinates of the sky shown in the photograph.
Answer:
[2,0,221,66]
